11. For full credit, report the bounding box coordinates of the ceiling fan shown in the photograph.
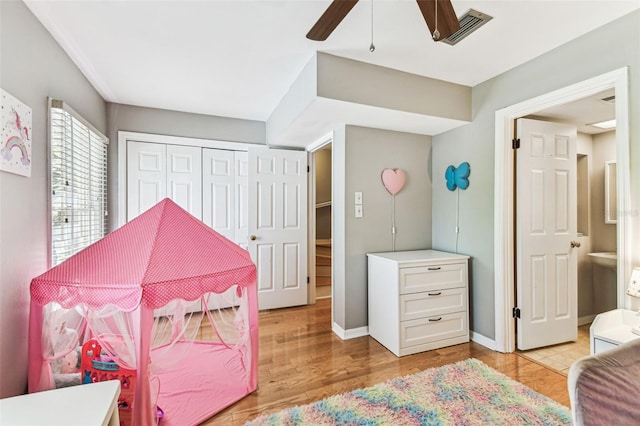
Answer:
[306,0,461,42]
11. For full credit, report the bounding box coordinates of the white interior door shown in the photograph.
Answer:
[516,118,578,350]
[167,144,202,219]
[127,141,166,221]
[249,146,308,310]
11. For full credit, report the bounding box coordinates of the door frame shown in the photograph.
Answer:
[493,68,631,353]
[306,132,334,305]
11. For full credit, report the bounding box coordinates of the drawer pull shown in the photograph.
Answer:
[428,317,442,322]
[427,292,442,296]
[427,267,441,271]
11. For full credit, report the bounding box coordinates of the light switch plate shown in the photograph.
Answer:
[355,191,363,205]
[355,205,363,218]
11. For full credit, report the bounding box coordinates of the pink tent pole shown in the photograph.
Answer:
[247,281,259,392]
[28,300,47,393]
[132,305,155,426]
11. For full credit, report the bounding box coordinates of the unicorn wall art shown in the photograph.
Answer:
[1,89,32,177]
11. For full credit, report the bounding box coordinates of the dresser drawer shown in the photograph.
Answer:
[400,312,468,349]
[400,288,466,321]
[399,263,466,294]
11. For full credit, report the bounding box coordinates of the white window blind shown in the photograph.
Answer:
[50,99,108,267]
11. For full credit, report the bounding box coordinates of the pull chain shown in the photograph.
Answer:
[433,0,440,40]
[369,0,375,52]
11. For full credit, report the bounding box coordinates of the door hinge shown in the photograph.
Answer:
[512,138,521,149]
[512,307,521,319]
[307,165,310,173]
[307,276,310,284]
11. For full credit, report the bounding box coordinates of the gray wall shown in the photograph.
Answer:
[267,52,471,146]
[591,131,617,253]
[334,126,432,330]
[0,0,107,398]
[576,133,594,320]
[317,53,471,121]
[591,131,618,314]
[432,10,640,340]
[105,102,265,230]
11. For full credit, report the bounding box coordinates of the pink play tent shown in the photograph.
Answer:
[28,198,258,425]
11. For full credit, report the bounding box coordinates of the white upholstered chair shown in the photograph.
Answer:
[568,338,640,426]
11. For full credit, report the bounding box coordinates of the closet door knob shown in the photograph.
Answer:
[250,235,257,241]
[570,240,581,248]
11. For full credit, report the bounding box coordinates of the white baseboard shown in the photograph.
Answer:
[332,323,369,340]
[578,314,596,326]
[470,331,498,351]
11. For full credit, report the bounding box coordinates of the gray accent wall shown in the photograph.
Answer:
[267,52,471,147]
[333,126,432,330]
[0,0,107,398]
[317,54,471,121]
[432,10,640,340]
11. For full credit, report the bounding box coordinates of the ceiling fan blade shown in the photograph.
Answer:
[306,0,359,41]
[416,0,460,41]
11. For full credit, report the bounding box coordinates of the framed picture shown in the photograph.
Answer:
[1,88,32,177]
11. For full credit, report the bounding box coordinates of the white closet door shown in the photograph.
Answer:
[235,151,249,249]
[202,148,235,241]
[127,141,166,221]
[167,145,202,220]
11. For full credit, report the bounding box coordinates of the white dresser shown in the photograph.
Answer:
[367,250,470,357]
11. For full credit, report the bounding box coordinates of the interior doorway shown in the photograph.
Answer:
[307,136,333,304]
[513,101,619,371]
[314,144,332,300]
[493,68,631,354]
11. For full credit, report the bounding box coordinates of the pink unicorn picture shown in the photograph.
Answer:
[1,89,32,177]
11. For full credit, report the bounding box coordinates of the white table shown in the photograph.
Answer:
[590,308,640,355]
[0,380,120,426]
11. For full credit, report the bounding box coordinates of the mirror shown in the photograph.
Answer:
[604,160,617,224]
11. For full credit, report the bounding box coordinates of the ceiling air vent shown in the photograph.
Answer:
[442,9,493,46]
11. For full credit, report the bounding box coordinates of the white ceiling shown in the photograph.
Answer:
[25,0,640,124]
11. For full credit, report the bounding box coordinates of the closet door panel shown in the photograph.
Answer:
[202,148,235,242]
[127,142,166,221]
[167,145,202,220]
[235,151,249,249]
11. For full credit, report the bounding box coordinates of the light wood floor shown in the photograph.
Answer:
[203,298,570,425]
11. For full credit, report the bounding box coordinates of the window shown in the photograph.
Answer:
[49,99,108,266]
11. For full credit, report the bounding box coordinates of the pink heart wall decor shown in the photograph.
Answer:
[381,168,406,195]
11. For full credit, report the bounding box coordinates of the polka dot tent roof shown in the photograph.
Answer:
[31,199,256,310]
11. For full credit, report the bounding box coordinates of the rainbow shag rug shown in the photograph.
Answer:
[246,358,571,425]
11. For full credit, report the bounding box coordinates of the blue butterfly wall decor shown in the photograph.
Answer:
[445,162,470,191]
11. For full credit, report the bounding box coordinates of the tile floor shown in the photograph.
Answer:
[519,324,591,374]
